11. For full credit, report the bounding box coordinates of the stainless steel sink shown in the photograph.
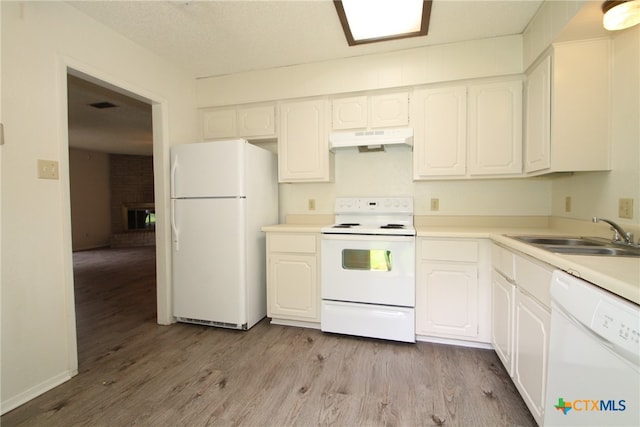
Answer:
[548,246,640,257]
[508,235,640,257]
[511,236,606,246]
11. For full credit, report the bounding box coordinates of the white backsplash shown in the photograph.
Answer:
[279,148,552,218]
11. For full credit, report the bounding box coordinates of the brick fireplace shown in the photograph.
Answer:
[110,154,155,248]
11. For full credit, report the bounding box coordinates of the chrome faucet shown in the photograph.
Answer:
[593,217,634,245]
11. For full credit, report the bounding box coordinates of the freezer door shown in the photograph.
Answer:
[171,140,246,198]
[172,198,245,326]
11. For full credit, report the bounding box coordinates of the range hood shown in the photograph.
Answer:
[329,128,413,151]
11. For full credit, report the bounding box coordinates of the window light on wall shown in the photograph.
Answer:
[334,0,432,46]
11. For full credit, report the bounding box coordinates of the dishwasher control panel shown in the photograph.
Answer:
[592,299,640,355]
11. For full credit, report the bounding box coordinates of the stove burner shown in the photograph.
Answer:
[380,224,405,229]
[333,223,360,228]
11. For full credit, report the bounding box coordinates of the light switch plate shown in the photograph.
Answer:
[430,198,439,211]
[37,159,59,180]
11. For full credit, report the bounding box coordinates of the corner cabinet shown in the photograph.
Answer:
[266,232,320,327]
[412,79,522,180]
[491,243,553,426]
[416,238,491,344]
[278,97,334,182]
[525,38,611,174]
[201,104,276,140]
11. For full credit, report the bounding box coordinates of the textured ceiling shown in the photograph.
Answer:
[68,0,545,79]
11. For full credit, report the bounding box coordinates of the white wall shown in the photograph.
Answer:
[1,2,198,413]
[551,26,640,228]
[280,148,551,217]
[523,0,587,69]
[197,35,523,107]
[69,148,111,251]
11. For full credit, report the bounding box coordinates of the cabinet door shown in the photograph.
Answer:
[514,288,550,425]
[202,108,237,139]
[524,56,551,173]
[370,92,409,128]
[267,253,318,321]
[332,95,367,130]
[491,271,515,375]
[412,86,467,178]
[416,261,478,339]
[237,105,275,138]
[468,80,522,176]
[278,98,332,182]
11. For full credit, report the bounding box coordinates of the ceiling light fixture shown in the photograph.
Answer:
[89,101,118,109]
[602,0,640,30]
[334,0,432,46]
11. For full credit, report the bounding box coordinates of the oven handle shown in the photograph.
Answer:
[321,234,415,242]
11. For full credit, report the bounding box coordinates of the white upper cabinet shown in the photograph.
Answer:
[524,56,551,172]
[278,97,333,183]
[237,105,276,137]
[525,38,611,174]
[332,91,409,130]
[468,80,522,176]
[413,79,523,180]
[202,108,237,139]
[332,95,367,130]
[202,104,276,140]
[412,86,467,178]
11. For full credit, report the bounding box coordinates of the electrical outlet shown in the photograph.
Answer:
[619,198,634,219]
[430,198,439,211]
[565,196,572,212]
[37,159,59,180]
[308,199,316,211]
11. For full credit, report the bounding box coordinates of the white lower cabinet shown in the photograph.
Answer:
[514,288,550,425]
[416,238,491,344]
[266,233,320,326]
[491,243,552,426]
[491,270,515,375]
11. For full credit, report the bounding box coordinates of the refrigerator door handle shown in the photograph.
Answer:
[170,154,178,199]
[171,199,179,251]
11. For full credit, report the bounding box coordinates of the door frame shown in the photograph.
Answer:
[59,58,173,375]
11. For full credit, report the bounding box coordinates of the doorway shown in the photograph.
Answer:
[66,71,159,368]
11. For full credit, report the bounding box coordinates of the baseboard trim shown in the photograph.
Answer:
[1,371,72,415]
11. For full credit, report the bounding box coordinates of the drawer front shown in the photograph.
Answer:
[492,244,515,281]
[420,239,479,262]
[514,255,552,308]
[269,233,317,254]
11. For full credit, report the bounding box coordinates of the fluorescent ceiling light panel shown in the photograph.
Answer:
[335,0,432,46]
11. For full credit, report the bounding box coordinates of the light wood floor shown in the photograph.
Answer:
[2,246,536,427]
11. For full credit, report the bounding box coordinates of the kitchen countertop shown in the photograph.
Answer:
[417,226,640,306]
[261,224,327,233]
[261,222,639,305]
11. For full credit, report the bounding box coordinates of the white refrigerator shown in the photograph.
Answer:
[170,139,278,330]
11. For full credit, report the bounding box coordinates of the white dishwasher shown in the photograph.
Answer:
[544,270,640,426]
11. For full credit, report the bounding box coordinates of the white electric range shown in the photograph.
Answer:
[320,197,416,343]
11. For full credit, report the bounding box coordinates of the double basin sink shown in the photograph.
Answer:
[509,235,640,257]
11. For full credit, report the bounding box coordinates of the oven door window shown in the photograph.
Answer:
[342,249,392,271]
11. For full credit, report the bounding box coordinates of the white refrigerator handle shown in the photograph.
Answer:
[171,199,179,251]
[170,154,178,199]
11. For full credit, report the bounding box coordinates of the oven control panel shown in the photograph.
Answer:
[335,197,413,214]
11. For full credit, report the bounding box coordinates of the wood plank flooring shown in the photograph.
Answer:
[2,246,536,427]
